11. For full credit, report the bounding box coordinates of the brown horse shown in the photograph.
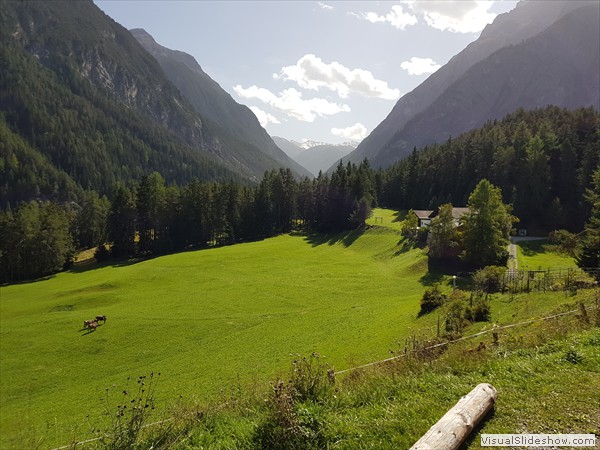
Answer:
[83,319,96,329]
[87,322,98,331]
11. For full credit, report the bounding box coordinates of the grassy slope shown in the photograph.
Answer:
[0,213,592,448]
[170,297,599,450]
[1,221,429,447]
[516,240,576,270]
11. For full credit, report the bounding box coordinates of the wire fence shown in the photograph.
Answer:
[53,299,599,449]
[503,267,599,295]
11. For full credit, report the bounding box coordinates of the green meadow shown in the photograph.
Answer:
[1,215,431,447]
[0,211,592,448]
[516,239,576,270]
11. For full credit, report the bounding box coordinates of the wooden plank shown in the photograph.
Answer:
[410,383,497,450]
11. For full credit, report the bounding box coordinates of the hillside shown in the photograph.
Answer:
[381,106,599,231]
[2,216,596,448]
[0,0,304,206]
[0,220,426,448]
[272,136,356,176]
[130,29,311,179]
[272,136,305,159]
[295,143,356,176]
[341,0,599,169]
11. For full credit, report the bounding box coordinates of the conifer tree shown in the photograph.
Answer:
[462,179,515,267]
[576,167,600,269]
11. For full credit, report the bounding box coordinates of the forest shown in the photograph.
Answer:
[1,106,598,282]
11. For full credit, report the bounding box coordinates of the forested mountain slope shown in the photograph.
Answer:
[340,0,599,169]
[0,1,304,207]
[381,106,599,231]
[375,3,600,168]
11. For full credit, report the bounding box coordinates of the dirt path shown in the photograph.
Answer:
[508,236,547,271]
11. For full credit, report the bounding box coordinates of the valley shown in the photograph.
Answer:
[1,0,599,448]
[2,211,596,448]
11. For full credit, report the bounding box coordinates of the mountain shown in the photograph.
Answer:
[340,0,600,169]
[130,29,311,179]
[272,136,304,159]
[295,144,356,177]
[272,137,356,176]
[0,0,244,205]
[0,1,308,206]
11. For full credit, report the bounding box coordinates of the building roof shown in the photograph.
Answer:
[449,207,470,219]
[424,207,470,220]
[412,210,434,219]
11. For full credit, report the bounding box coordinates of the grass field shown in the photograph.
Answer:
[516,239,576,270]
[0,213,593,448]
[1,219,433,448]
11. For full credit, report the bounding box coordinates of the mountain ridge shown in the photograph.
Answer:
[130,28,311,179]
[375,3,600,166]
[338,0,599,169]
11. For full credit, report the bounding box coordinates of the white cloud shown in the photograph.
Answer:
[317,2,333,10]
[234,85,350,122]
[400,57,441,75]
[404,0,496,33]
[360,4,418,30]
[275,54,400,100]
[331,123,368,141]
[249,106,280,128]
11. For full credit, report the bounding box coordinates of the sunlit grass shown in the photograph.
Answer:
[1,212,592,448]
[516,239,576,270]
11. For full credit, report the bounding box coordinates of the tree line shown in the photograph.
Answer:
[0,162,376,282]
[380,106,599,232]
[1,106,598,282]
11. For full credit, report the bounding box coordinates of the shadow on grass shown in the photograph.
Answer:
[419,271,445,286]
[79,324,104,336]
[458,409,496,450]
[518,240,547,257]
[392,210,407,223]
[303,227,366,248]
[68,258,141,275]
[394,237,426,256]
[419,257,477,288]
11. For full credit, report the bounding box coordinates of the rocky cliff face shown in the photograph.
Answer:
[3,0,209,150]
[0,0,311,191]
[340,0,599,169]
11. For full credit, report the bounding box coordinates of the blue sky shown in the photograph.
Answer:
[95,1,519,144]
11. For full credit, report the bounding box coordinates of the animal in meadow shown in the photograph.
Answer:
[87,322,98,331]
[95,315,107,323]
[83,319,96,329]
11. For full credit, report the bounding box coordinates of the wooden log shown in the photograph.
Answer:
[410,383,497,450]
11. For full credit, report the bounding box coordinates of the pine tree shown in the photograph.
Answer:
[108,184,136,258]
[576,167,600,269]
[462,180,516,267]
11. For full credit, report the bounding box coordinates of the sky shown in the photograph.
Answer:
[95,0,519,145]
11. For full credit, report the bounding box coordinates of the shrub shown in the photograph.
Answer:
[95,244,111,262]
[416,226,429,244]
[564,348,583,364]
[465,296,492,322]
[290,353,334,403]
[100,373,160,449]
[254,354,333,450]
[445,301,469,334]
[419,284,447,315]
[548,229,578,256]
[473,266,506,293]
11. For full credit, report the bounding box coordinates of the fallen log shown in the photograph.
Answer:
[410,383,497,450]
